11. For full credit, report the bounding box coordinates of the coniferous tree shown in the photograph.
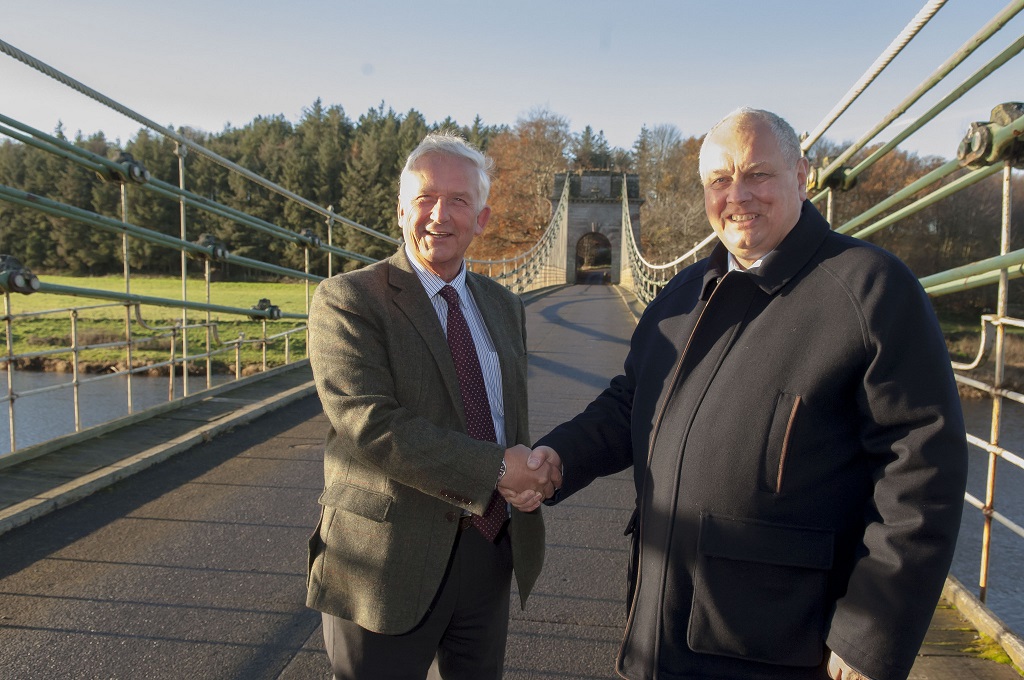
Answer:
[283,100,354,273]
[122,129,186,273]
[338,105,403,267]
[571,125,612,170]
[220,115,296,276]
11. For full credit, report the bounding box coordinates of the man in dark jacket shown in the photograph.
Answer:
[516,108,969,680]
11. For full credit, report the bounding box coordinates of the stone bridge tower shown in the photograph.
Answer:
[550,171,643,284]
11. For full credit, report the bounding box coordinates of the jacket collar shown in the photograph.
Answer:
[700,201,830,300]
[387,248,465,413]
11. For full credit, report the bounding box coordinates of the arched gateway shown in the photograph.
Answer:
[549,171,643,284]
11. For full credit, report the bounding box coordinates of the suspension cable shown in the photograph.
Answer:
[802,0,948,153]
[815,0,1024,188]
[0,38,399,246]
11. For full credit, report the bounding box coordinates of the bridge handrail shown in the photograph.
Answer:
[467,176,571,294]
[0,38,398,248]
[619,178,717,305]
[0,42,376,457]
[837,34,1024,190]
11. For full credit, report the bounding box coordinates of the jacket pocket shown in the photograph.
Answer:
[319,482,393,522]
[759,391,800,493]
[623,507,640,615]
[689,512,833,667]
[307,506,325,587]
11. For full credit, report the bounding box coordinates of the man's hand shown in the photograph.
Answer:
[526,446,562,479]
[498,445,562,512]
[827,652,873,680]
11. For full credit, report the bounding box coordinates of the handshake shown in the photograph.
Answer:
[496,445,562,513]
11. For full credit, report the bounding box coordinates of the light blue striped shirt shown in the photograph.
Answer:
[404,246,506,446]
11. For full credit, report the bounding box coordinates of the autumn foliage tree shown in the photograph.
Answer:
[470,108,572,261]
[632,124,709,264]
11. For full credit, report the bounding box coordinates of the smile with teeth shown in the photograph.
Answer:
[730,213,758,222]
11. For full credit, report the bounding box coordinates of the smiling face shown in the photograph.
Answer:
[398,153,490,282]
[701,116,809,269]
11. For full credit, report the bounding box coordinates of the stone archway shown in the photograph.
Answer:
[550,171,643,285]
[575,232,612,284]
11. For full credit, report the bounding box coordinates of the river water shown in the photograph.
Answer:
[1,373,1022,634]
[955,397,1024,636]
[0,370,232,453]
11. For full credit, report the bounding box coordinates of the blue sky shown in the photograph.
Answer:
[2,0,1022,160]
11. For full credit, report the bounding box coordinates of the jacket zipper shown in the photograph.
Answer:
[616,274,727,679]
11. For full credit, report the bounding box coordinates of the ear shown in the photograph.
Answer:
[396,198,405,225]
[474,205,491,235]
[795,157,810,201]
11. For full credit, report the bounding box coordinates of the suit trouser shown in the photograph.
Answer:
[322,523,513,680]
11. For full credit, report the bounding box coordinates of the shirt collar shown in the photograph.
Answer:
[728,251,767,272]
[404,243,468,300]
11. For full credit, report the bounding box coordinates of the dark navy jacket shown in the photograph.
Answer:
[539,202,968,680]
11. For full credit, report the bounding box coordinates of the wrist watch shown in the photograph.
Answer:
[498,460,507,480]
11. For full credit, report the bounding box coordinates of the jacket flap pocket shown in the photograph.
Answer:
[698,513,833,570]
[319,483,392,522]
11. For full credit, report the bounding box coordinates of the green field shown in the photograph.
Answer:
[3,275,314,373]
[13,274,315,319]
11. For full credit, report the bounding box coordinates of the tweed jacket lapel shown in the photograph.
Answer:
[386,250,464,421]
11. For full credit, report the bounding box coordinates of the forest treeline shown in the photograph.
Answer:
[0,99,1020,315]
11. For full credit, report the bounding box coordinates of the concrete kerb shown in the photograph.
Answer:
[611,284,644,323]
[0,369,317,538]
[518,284,572,306]
[944,575,1024,671]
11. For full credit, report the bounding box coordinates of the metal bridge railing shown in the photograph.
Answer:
[619,183,717,306]
[0,42,400,465]
[467,176,571,294]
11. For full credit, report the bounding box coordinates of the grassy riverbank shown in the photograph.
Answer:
[3,275,313,373]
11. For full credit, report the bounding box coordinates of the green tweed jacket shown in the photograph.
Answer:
[305,248,545,634]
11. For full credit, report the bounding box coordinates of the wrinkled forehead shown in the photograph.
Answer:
[700,121,784,180]
[402,153,480,194]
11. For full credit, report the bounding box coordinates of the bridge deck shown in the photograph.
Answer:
[0,285,1018,679]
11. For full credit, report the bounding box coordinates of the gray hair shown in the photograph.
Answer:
[698,107,803,180]
[400,131,493,209]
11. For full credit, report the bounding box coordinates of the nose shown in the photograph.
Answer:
[727,179,751,204]
[430,197,449,223]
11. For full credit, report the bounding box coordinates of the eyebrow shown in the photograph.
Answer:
[708,160,772,177]
[416,188,473,199]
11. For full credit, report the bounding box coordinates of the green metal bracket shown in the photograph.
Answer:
[300,228,322,249]
[957,102,1024,169]
[808,161,858,192]
[190,233,230,261]
[96,151,151,184]
[249,298,282,321]
[0,255,40,295]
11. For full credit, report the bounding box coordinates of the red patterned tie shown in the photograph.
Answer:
[439,284,509,542]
